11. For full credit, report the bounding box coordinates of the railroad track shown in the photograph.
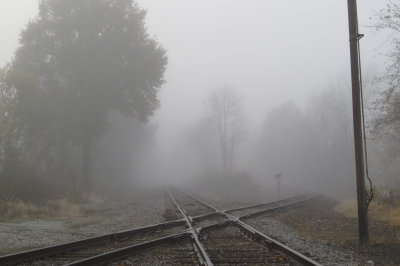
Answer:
[0,189,320,265]
[226,196,311,218]
[169,189,321,266]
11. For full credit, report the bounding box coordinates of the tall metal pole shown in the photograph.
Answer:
[347,0,369,244]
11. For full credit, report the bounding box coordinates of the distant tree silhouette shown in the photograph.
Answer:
[206,86,245,176]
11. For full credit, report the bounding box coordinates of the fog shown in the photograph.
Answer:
[0,0,396,203]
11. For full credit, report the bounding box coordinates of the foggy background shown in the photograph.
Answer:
[0,0,395,201]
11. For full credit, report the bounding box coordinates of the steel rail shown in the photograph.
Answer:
[186,191,319,223]
[225,196,306,213]
[191,195,314,222]
[180,190,219,212]
[167,188,214,266]
[65,232,190,266]
[184,190,314,216]
[181,190,322,266]
[192,211,220,221]
[0,190,319,266]
[0,219,185,265]
[196,218,321,266]
[195,197,318,233]
[235,218,321,266]
[238,195,318,220]
[197,219,234,233]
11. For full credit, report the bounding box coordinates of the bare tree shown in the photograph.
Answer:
[372,2,400,142]
[206,85,245,176]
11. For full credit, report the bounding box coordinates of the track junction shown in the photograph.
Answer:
[0,188,320,265]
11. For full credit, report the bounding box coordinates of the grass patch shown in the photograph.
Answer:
[0,200,42,221]
[335,198,400,227]
[82,193,107,204]
[0,199,82,221]
[0,194,106,222]
[334,198,358,219]
[46,199,82,218]
[370,202,400,227]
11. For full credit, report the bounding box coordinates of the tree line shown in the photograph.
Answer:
[0,0,167,200]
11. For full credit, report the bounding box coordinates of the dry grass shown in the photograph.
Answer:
[46,199,82,218]
[0,193,109,222]
[82,193,107,204]
[0,198,85,221]
[370,202,400,227]
[0,199,82,221]
[334,198,358,219]
[0,200,42,221]
[335,198,400,227]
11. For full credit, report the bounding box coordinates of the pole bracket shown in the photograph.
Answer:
[350,33,364,41]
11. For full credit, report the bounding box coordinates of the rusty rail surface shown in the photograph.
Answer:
[180,190,322,266]
[0,219,186,265]
[65,232,190,266]
[167,188,214,266]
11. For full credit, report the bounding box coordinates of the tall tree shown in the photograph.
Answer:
[0,66,22,177]
[206,86,245,176]
[8,0,167,190]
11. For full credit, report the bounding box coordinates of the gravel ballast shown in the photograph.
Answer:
[2,191,399,266]
[246,196,400,266]
[247,217,366,265]
[0,192,176,255]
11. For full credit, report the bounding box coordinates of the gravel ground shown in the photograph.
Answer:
[4,191,398,266]
[0,191,177,255]
[246,217,365,265]
[201,225,294,265]
[246,196,400,266]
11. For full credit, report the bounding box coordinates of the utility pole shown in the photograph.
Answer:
[274,173,282,200]
[347,0,369,244]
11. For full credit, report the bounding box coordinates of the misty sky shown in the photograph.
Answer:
[0,0,391,165]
